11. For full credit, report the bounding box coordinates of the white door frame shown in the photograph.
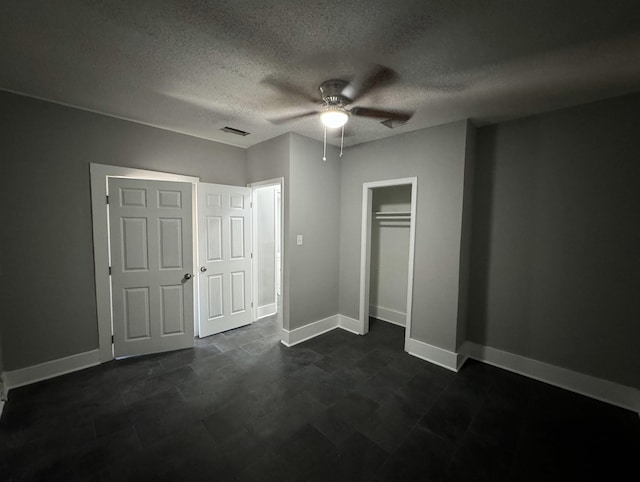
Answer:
[90,163,199,362]
[359,177,417,348]
[248,177,285,335]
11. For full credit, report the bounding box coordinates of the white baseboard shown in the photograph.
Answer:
[338,315,362,335]
[257,303,277,320]
[280,314,366,347]
[405,337,465,372]
[369,305,406,327]
[456,355,470,372]
[460,341,640,414]
[281,315,340,347]
[0,372,6,400]
[3,349,101,391]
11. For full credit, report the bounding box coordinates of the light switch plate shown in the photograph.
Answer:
[296,234,303,246]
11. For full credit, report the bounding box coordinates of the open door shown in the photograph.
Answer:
[197,182,252,337]
[108,178,195,358]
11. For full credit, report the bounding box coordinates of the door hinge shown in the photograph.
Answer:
[111,335,114,344]
[251,302,254,308]
[106,195,109,204]
[109,266,112,275]
[250,252,253,259]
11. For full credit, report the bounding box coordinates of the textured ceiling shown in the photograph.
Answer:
[1,1,639,148]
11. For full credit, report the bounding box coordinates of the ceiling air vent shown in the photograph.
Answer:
[220,126,250,136]
[380,118,407,129]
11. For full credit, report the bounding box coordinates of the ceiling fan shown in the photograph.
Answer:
[266,65,414,159]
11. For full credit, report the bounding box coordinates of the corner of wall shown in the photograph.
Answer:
[455,120,478,350]
[287,133,341,330]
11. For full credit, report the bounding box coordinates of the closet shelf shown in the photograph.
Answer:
[374,211,411,220]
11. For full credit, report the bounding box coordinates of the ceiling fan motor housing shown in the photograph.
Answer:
[320,79,349,106]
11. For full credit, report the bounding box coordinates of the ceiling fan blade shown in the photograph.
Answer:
[341,65,397,102]
[262,77,321,105]
[350,107,413,123]
[267,111,319,125]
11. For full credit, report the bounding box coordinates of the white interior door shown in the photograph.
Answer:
[108,178,195,358]
[198,183,252,337]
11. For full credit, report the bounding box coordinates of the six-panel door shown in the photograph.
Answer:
[197,183,252,337]
[108,178,194,357]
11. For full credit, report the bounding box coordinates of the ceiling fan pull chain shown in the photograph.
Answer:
[340,125,344,157]
[323,124,327,161]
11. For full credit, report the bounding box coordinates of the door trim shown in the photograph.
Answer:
[358,177,417,350]
[90,163,199,362]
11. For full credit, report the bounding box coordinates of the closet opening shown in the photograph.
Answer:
[359,177,417,350]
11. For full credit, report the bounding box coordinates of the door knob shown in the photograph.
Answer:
[200,266,207,272]
[183,273,193,280]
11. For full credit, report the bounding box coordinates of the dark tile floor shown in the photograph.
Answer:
[1,316,638,481]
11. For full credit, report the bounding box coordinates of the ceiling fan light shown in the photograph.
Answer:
[320,109,348,128]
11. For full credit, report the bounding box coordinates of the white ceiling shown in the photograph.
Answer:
[1,1,639,148]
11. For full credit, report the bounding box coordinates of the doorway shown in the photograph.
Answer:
[250,178,284,334]
[359,177,417,350]
[91,165,286,362]
[369,185,412,328]
[90,164,200,362]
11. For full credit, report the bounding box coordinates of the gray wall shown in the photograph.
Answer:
[0,91,246,371]
[469,93,640,389]
[340,121,472,352]
[246,134,291,329]
[247,133,341,331]
[456,123,477,349]
[288,134,341,329]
